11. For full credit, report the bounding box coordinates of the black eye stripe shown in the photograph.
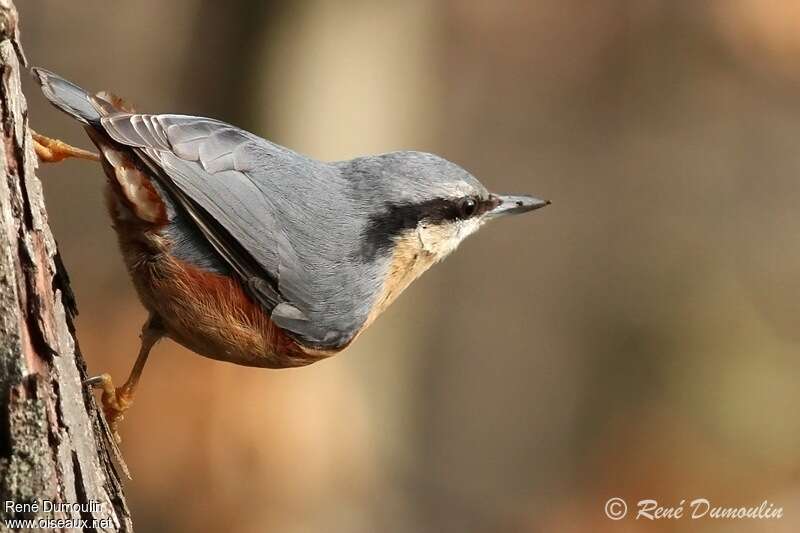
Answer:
[358,196,498,261]
[465,196,500,218]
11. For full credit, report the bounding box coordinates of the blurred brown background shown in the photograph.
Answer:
[17,1,800,532]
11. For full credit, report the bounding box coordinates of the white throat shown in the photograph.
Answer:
[416,218,483,262]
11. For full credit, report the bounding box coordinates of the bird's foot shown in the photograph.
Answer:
[84,373,134,443]
[32,130,100,163]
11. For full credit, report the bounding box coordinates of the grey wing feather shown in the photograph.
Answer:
[100,113,357,347]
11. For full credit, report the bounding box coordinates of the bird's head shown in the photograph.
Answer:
[342,151,549,265]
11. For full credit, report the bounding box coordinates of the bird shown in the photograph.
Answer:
[32,68,550,438]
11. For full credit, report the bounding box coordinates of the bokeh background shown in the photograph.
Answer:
[17,1,800,532]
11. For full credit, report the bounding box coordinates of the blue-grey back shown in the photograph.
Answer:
[101,114,391,347]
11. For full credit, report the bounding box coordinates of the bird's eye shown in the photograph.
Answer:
[458,197,478,218]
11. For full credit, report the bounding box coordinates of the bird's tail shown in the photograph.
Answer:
[33,68,102,125]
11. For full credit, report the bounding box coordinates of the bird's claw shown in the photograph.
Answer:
[32,130,100,163]
[84,373,134,443]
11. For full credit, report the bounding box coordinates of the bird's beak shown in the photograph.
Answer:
[487,194,551,219]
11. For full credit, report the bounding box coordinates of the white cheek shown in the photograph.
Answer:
[416,218,484,260]
[457,218,483,241]
[415,224,438,254]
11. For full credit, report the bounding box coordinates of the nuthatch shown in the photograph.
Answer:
[33,69,549,437]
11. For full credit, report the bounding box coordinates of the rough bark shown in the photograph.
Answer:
[0,1,132,531]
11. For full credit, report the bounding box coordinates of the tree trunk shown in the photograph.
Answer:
[0,1,132,530]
